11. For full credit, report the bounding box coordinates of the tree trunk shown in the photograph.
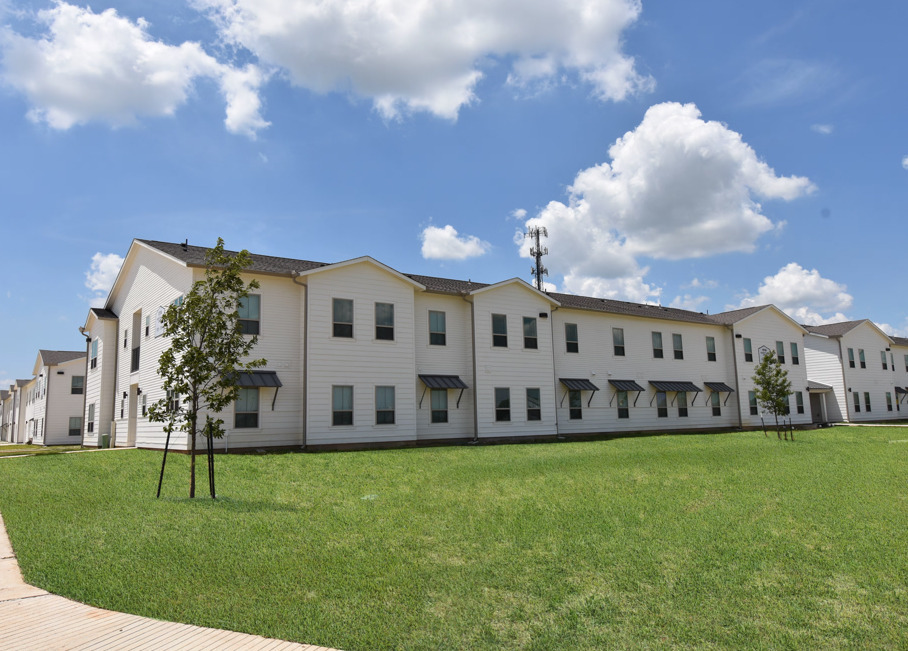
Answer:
[189,407,197,498]
[774,414,781,439]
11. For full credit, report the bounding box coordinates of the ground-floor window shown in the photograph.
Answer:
[617,391,629,419]
[749,390,758,416]
[87,403,95,432]
[886,392,893,412]
[864,392,871,412]
[69,417,82,437]
[853,392,861,413]
[796,391,804,414]
[235,387,259,428]
[526,388,541,421]
[375,386,395,425]
[677,392,688,417]
[495,388,510,422]
[710,391,720,417]
[656,391,667,418]
[431,389,448,423]
[333,386,353,426]
[568,389,582,420]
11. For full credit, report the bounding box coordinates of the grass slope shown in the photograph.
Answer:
[1,428,906,650]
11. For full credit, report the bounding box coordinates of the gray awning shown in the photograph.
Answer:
[807,380,834,392]
[419,374,469,389]
[609,380,645,392]
[649,380,701,393]
[704,382,735,393]
[235,370,283,388]
[560,378,600,391]
[895,387,908,395]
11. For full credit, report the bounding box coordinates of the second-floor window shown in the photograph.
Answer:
[565,323,579,353]
[90,339,98,369]
[428,311,446,346]
[333,298,353,338]
[881,350,888,370]
[492,314,508,347]
[848,348,855,368]
[673,334,683,360]
[652,331,663,358]
[238,294,261,335]
[71,375,84,395]
[743,338,753,362]
[706,336,716,362]
[375,303,394,340]
[523,317,538,349]
[790,342,799,365]
[775,341,785,364]
[613,328,625,356]
[859,349,866,369]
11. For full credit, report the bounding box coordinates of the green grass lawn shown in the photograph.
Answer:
[0,444,84,457]
[1,427,906,650]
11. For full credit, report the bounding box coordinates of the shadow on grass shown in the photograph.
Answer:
[155,495,304,514]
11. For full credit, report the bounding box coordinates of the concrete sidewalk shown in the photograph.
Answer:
[0,512,341,650]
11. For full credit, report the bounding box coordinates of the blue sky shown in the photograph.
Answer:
[1,0,906,386]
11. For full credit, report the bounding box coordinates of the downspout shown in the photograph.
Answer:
[728,325,743,429]
[461,291,479,443]
[837,337,850,422]
[78,327,91,448]
[42,364,51,443]
[292,272,308,449]
[550,305,561,439]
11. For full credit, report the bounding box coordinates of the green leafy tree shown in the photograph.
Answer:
[148,238,266,498]
[752,350,793,440]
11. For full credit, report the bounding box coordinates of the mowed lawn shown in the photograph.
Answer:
[1,427,906,650]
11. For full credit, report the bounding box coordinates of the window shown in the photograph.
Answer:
[333,298,353,338]
[568,389,582,420]
[848,348,855,368]
[527,388,542,421]
[905,354,908,372]
[523,317,538,349]
[235,388,259,428]
[495,388,510,421]
[749,390,758,416]
[886,392,893,412]
[120,397,126,419]
[612,328,625,356]
[90,339,98,369]
[859,349,866,369]
[145,315,151,337]
[617,391,629,419]
[140,394,147,417]
[791,342,799,365]
[796,391,804,414]
[864,391,871,412]
[167,390,180,414]
[656,391,667,418]
[123,328,128,349]
[565,323,579,353]
[677,392,688,417]
[428,311,446,346]
[375,386,395,424]
[69,417,82,437]
[238,294,261,335]
[743,338,753,363]
[130,345,140,373]
[492,314,508,347]
[853,392,861,413]
[375,303,394,341]
[87,403,95,433]
[71,376,84,395]
[881,351,888,370]
[431,389,448,423]
[783,395,790,415]
[710,391,721,417]
[652,332,663,358]
[332,386,353,425]
[706,336,717,362]
[775,341,785,364]
[673,334,683,360]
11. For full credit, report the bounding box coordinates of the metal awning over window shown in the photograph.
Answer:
[559,378,599,407]
[807,380,834,392]
[608,379,645,407]
[418,375,468,408]
[232,370,282,409]
[649,381,701,406]
[896,386,908,395]
[704,381,734,406]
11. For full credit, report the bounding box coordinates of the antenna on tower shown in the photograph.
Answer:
[525,226,549,291]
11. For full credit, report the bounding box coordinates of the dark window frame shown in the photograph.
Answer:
[71,375,84,395]
[238,294,261,335]
[375,302,395,341]
[333,298,354,338]
[234,387,260,428]
[495,387,511,421]
[431,388,448,423]
[612,327,625,357]
[375,386,395,425]
[527,388,542,421]
[706,336,717,362]
[523,317,538,350]
[652,331,663,359]
[332,385,354,426]
[568,389,582,420]
[428,310,446,346]
[565,323,579,353]
[743,338,753,363]
[492,314,508,348]
[672,333,683,360]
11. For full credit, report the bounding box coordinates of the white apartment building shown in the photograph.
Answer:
[76,239,906,451]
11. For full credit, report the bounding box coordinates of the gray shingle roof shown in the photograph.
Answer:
[710,305,770,325]
[803,320,867,337]
[16,379,32,387]
[890,336,908,348]
[38,350,86,366]
[404,274,489,295]
[90,307,118,319]
[549,293,717,325]
[138,239,328,276]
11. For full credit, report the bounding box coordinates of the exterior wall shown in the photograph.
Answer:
[38,357,87,446]
[893,342,908,415]
[471,283,558,438]
[0,394,11,442]
[22,379,37,443]
[110,244,194,448]
[553,310,738,434]
[729,309,812,427]
[305,262,420,445]
[804,334,848,422]
[83,317,118,447]
[413,293,475,440]
[839,325,899,421]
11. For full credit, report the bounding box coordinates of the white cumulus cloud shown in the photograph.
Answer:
[421,225,491,260]
[518,102,815,301]
[670,294,709,311]
[1,2,268,136]
[735,262,853,325]
[195,0,653,120]
[811,123,833,135]
[902,155,908,170]
[85,252,124,307]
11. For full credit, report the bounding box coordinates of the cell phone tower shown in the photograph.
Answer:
[525,226,549,291]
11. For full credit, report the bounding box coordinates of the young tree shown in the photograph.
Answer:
[149,239,266,498]
[752,350,793,440]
